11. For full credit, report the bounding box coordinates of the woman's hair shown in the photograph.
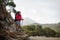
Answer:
[17,11,21,13]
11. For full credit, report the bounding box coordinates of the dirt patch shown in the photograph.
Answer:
[29,36,60,40]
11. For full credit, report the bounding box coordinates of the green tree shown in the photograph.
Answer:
[55,32,60,37]
[22,25,36,36]
[22,24,44,36]
[55,30,60,37]
[35,25,44,36]
[44,27,56,37]
[6,0,17,13]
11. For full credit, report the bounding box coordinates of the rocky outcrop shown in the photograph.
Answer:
[0,19,29,40]
[0,0,29,40]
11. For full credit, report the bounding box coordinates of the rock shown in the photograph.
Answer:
[0,20,29,40]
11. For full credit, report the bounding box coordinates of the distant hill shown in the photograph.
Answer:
[40,24,57,31]
[33,23,60,31]
[21,17,36,25]
[21,17,60,31]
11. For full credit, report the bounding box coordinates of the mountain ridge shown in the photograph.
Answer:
[21,17,60,31]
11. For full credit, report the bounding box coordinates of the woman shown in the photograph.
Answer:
[15,11,23,32]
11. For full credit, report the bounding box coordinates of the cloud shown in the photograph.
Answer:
[13,0,60,23]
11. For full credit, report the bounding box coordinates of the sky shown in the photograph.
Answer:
[11,0,60,24]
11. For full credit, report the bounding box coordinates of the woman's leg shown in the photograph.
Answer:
[15,21,19,32]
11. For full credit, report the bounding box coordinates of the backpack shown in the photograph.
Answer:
[15,13,22,21]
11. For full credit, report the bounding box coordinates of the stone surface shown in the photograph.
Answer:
[0,20,29,40]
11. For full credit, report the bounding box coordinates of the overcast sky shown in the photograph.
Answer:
[12,0,60,24]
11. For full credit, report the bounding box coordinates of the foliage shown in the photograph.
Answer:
[55,30,60,37]
[22,24,44,36]
[22,24,60,37]
[43,27,56,37]
[7,2,16,7]
[4,0,17,13]
[55,32,60,37]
